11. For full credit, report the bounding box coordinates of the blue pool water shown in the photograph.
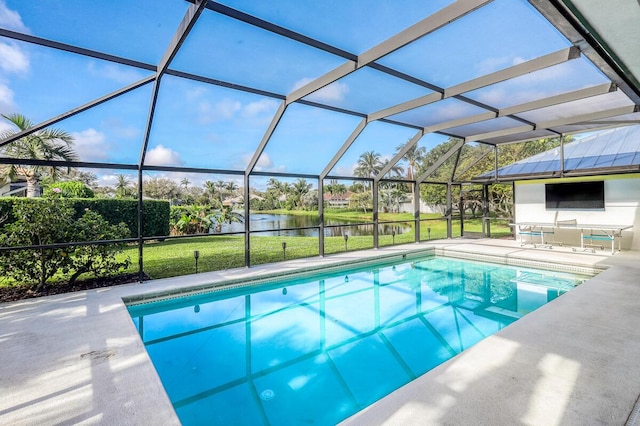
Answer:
[127,255,590,425]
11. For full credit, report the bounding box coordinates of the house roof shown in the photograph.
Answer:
[476,125,640,179]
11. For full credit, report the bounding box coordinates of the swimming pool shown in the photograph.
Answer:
[127,255,591,425]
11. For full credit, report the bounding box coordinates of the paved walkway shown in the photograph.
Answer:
[1,239,639,425]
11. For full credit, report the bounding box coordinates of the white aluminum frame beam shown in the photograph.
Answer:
[373,82,618,179]
[139,0,208,166]
[320,119,368,179]
[465,104,640,142]
[245,101,287,174]
[369,46,581,123]
[0,76,155,149]
[286,0,491,104]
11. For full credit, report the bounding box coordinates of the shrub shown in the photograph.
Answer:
[44,181,95,198]
[0,199,131,291]
[0,200,75,291]
[0,198,170,237]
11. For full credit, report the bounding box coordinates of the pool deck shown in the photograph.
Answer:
[1,238,639,425]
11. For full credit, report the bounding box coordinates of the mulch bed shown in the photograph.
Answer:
[0,273,149,303]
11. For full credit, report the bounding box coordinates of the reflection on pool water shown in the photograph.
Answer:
[127,256,590,425]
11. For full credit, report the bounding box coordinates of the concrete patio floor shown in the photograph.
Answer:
[1,238,639,425]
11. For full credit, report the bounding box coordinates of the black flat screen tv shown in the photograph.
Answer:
[545,181,604,209]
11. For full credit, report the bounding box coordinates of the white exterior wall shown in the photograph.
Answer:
[514,175,640,250]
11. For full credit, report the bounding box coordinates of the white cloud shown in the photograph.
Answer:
[198,98,242,124]
[86,61,145,84]
[240,152,286,172]
[0,1,28,32]
[0,82,16,114]
[0,41,29,74]
[242,98,279,118]
[145,144,183,166]
[292,77,349,103]
[186,86,207,101]
[71,128,110,161]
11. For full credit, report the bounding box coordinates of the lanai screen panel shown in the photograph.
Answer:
[463,58,610,109]
[377,0,571,87]
[147,75,279,170]
[170,9,347,95]
[215,0,454,54]
[301,67,434,115]
[3,0,189,64]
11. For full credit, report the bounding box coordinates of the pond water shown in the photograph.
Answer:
[217,213,412,237]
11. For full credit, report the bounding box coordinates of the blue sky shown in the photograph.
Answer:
[0,0,613,189]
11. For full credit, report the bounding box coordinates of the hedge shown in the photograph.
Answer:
[0,198,169,238]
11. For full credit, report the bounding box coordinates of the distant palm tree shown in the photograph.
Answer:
[180,177,190,190]
[0,113,78,197]
[225,181,239,194]
[115,174,132,198]
[354,151,384,190]
[396,142,426,181]
[354,151,383,179]
[290,178,312,209]
[382,159,404,179]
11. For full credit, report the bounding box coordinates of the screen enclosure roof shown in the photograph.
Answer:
[0,0,639,182]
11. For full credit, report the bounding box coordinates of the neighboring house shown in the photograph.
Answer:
[323,191,353,208]
[0,180,42,197]
[476,126,640,250]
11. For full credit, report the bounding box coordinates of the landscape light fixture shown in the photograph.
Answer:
[392,229,396,245]
[194,250,200,273]
[344,234,349,252]
[282,241,287,260]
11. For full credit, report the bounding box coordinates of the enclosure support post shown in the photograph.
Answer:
[459,185,464,237]
[244,174,251,267]
[414,182,421,243]
[446,183,452,239]
[560,134,565,178]
[373,180,379,248]
[318,178,325,257]
[137,167,144,282]
[482,184,491,237]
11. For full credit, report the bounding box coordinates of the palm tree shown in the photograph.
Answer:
[396,142,426,181]
[115,174,132,198]
[382,159,404,179]
[180,178,190,191]
[225,181,239,194]
[354,151,383,190]
[0,113,78,197]
[290,178,312,209]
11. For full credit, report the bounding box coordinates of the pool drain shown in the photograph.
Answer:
[260,389,275,401]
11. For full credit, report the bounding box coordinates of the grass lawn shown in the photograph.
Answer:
[118,217,511,279]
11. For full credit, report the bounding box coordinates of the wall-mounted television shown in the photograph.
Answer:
[545,181,605,209]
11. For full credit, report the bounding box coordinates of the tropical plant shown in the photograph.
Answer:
[0,113,78,197]
[212,205,244,232]
[169,205,215,235]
